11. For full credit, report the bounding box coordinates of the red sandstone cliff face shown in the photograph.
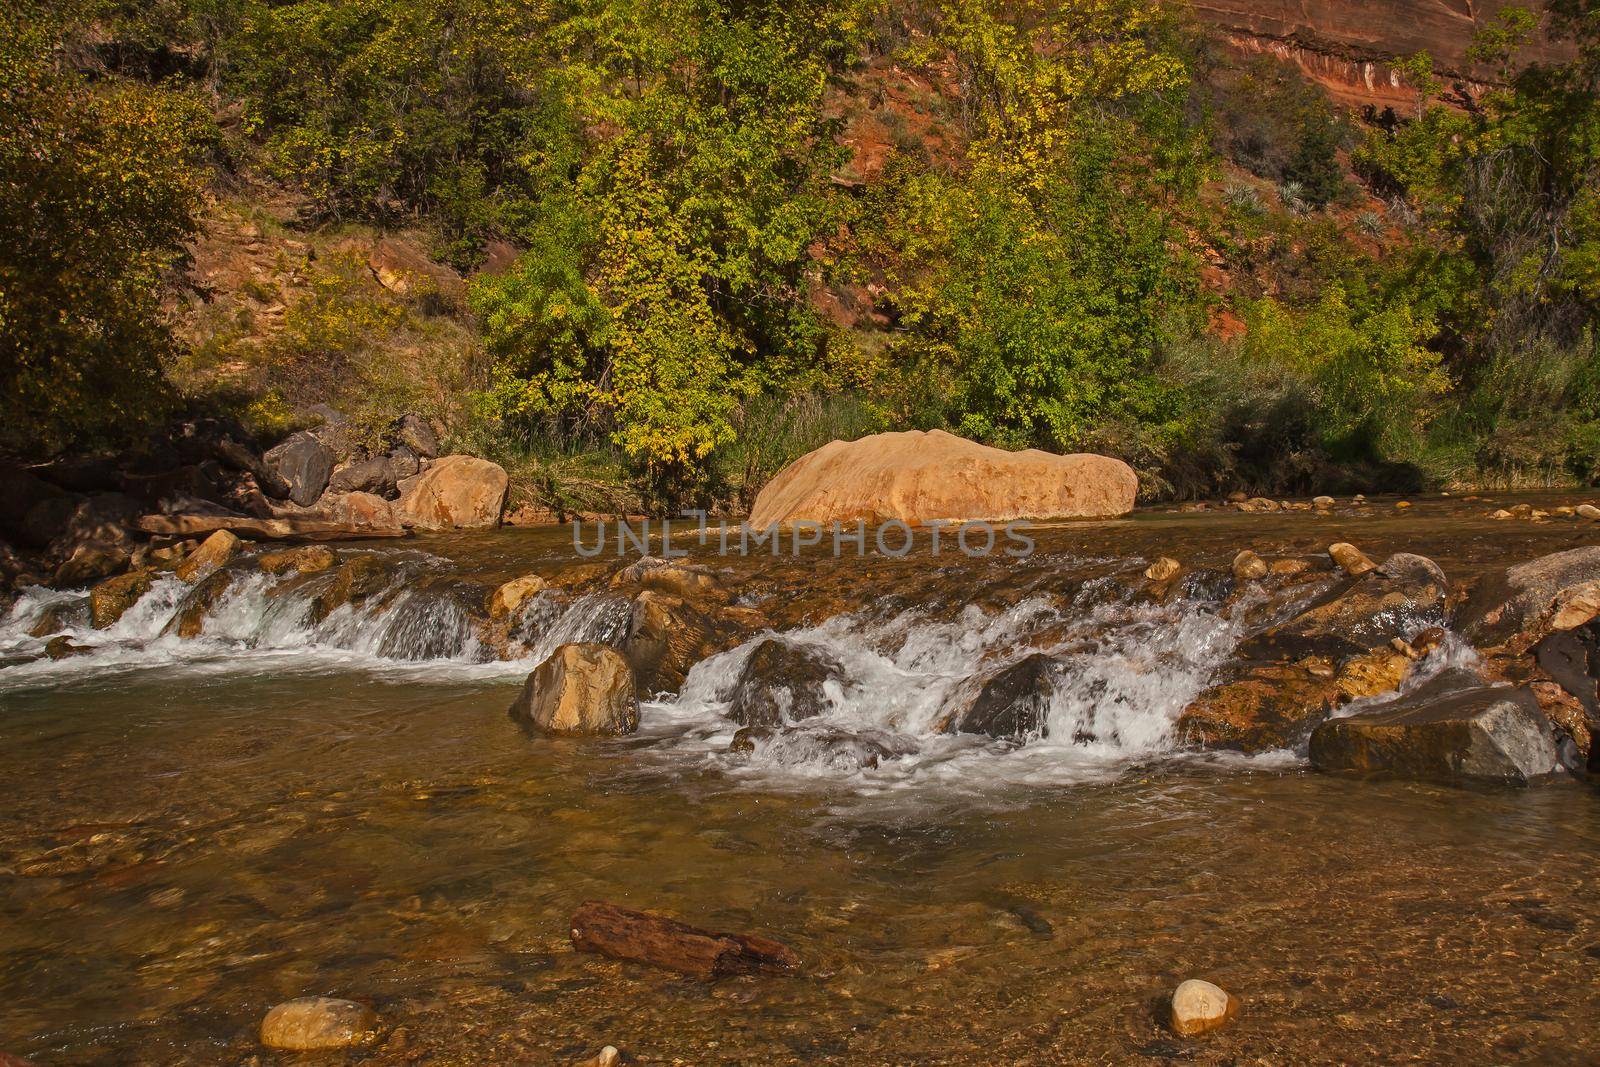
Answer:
[1189,0,1570,105]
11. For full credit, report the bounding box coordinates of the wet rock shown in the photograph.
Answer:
[54,541,130,588]
[256,545,335,576]
[1177,663,1342,751]
[1309,668,1562,784]
[390,413,439,459]
[1171,979,1237,1037]
[936,653,1058,741]
[641,564,723,600]
[89,569,153,628]
[610,556,668,586]
[328,455,399,497]
[622,591,730,694]
[264,431,335,506]
[1313,495,1335,509]
[1577,504,1600,521]
[259,996,376,1051]
[1395,500,1412,509]
[727,638,847,727]
[1231,550,1268,581]
[1239,553,1448,660]
[1269,558,1312,577]
[1490,508,1513,520]
[1334,647,1413,700]
[730,724,916,770]
[576,1046,621,1067]
[1456,547,1600,653]
[175,530,240,582]
[490,574,547,619]
[1144,557,1181,581]
[1237,496,1279,513]
[170,568,233,638]
[1327,542,1376,577]
[311,555,393,619]
[45,635,89,660]
[394,455,508,529]
[509,643,639,736]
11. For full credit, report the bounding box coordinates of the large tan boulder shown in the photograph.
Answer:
[395,455,509,530]
[509,643,639,736]
[747,429,1136,527]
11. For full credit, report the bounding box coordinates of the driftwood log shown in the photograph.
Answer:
[569,901,799,980]
[138,514,410,543]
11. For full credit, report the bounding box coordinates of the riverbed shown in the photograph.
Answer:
[2,495,1598,1063]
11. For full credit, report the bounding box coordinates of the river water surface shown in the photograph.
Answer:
[2,496,1598,1064]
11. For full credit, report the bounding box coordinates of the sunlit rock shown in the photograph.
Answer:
[510,643,639,736]
[1239,552,1447,660]
[88,569,152,629]
[260,996,376,1051]
[490,574,547,619]
[394,454,508,530]
[1231,549,1268,581]
[1327,541,1375,576]
[1171,979,1237,1037]
[1455,546,1600,653]
[1145,556,1181,581]
[256,544,335,575]
[175,529,240,582]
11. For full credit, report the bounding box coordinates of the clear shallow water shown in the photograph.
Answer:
[3,495,1599,1063]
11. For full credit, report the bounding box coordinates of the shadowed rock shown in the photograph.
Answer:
[726,638,848,726]
[937,653,1059,741]
[1456,547,1600,653]
[1239,552,1447,660]
[264,431,335,507]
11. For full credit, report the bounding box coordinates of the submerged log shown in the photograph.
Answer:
[569,901,799,980]
[137,514,409,543]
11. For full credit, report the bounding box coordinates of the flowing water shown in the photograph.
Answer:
[2,496,1599,1063]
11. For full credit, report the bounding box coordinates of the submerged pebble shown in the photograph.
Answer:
[260,996,375,1050]
[1171,979,1237,1037]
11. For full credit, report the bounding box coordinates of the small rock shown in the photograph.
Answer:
[1327,542,1376,577]
[1490,509,1513,520]
[1237,497,1279,513]
[1353,493,1367,502]
[1171,979,1237,1037]
[175,530,240,582]
[1313,495,1335,509]
[259,997,375,1051]
[1578,504,1600,521]
[1231,550,1268,581]
[1511,503,1535,519]
[1554,505,1576,517]
[1395,500,1412,509]
[576,1045,621,1067]
[257,545,336,576]
[1226,491,1247,503]
[45,635,89,660]
[490,574,546,619]
[1268,558,1311,577]
[1144,557,1181,581]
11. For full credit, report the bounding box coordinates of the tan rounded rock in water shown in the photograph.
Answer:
[1327,542,1376,576]
[1144,557,1181,581]
[747,429,1136,527]
[1171,979,1237,1037]
[510,643,639,736]
[1231,550,1267,581]
[1313,495,1335,508]
[490,574,546,618]
[175,530,240,583]
[1577,503,1600,521]
[395,454,509,529]
[260,996,375,1050]
[256,544,336,576]
[89,569,153,629]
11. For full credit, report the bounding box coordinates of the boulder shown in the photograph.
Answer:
[318,491,399,530]
[90,570,154,629]
[489,575,546,619]
[1456,547,1600,653]
[747,429,1136,526]
[622,591,729,694]
[394,455,508,530]
[328,455,399,498]
[640,564,724,601]
[1309,669,1562,784]
[1177,663,1343,751]
[170,569,233,638]
[260,997,376,1051]
[1171,979,1238,1038]
[390,413,439,459]
[936,653,1058,741]
[0,465,68,545]
[726,638,848,727]
[264,431,335,507]
[1239,553,1448,660]
[175,530,240,582]
[310,555,394,620]
[47,493,141,558]
[509,643,639,736]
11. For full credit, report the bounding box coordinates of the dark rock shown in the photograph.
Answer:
[47,493,142,559]
[622,591,732,694]
[45,635,90,660]
[1456,547,1600,652]
[726,637,847,726]
[1239,552,1448,660]
[329,455,399,498]
[264,431,335,506]
[388,445,421,479]
[937,653,1059,741]
[0,466,69,545]
[29,455,122,494]
[21,494,84,550]
[55,542,131,588]
[1309,668,1562,784]
[390,413,438,458]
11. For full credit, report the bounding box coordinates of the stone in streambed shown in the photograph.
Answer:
[256,544,335,576]
[1145,557,1181,581]
[260,996,376,1050]
[1313,495,1335,508]
[1327,542,1376,577]
[1577,503,1600,521]
[489,574,546,619]
[1455,546,1600,653]
[726,638,847,727]
[175,529,240,582]
[45,635,89,660]
[576,1046,621,1067]
[937,653,1059,741]
[1231,550,1267,581]
[1309,669,1561,784]
[510,643,639,736]
[89,569,153,629]
[1171,979,1238,1037]
[1239,552,1448,660]
[169,568,234,639]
